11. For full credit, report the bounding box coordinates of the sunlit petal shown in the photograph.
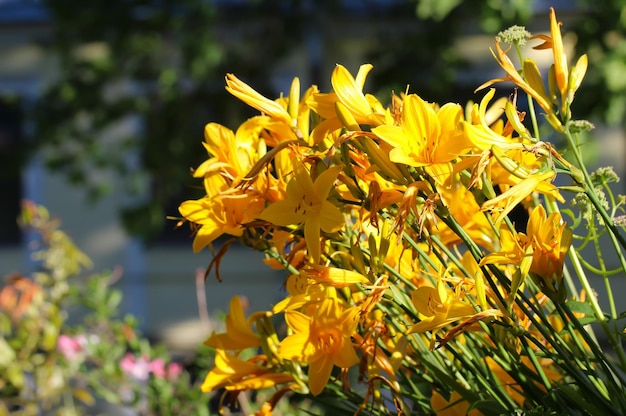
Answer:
[308,354,334,396]
[258,199,303,227]
[225,73,292,125]
[332,64,371,118]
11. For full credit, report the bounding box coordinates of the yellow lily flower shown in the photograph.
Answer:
[532,8,589,115]
[463,89,521,151]
[372,94,471,183]
[480,170,562,225]
[204,296,262,351]
[195,121,264,183]
[225,75,320,147]
[277,293,360,396]
[259,161,344,263]
[477,8,588,129]
[271,277,325,314]
[296,84,320,144]
[201,349,293,392]
[437,181,497,250]
[333,64,373,121]
[192,120,274,197]
[526,205,572,280]
[332,64,389,126]
[301,264,370,288]
[409,279,476,336]
[480,205,572,285]
[307,64,391,129]
[179,192,265,252]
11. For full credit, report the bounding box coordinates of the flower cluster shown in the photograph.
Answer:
[120,353,183,381]
[0,202,211,415]
[180,8,626,415]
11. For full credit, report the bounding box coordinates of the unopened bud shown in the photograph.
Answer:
[567,54,588,103]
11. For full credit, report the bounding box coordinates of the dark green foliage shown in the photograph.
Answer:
[32,0,625,241]
[571,0,626,125]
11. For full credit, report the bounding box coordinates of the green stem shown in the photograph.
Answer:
[567,244,605,321]
[564,128,626,253]
[561,127,626,370]
[589,220,618,320]
[514,41,541,140]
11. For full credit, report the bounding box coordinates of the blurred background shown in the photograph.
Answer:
[0,0,624,352]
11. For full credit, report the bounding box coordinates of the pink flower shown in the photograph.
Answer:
[120,353,151,381]
[57,334,83,361]
[120,353,184,381]
[149,358,167,378]
[166,362,183,380]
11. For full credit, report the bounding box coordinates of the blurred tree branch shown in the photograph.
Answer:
[33,0,623,243]
[35,0,298,242]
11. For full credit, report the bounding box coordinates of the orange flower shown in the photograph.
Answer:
[0,275,43,321]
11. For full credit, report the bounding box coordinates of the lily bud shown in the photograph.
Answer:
[288,77,300,121]
[567,54,588,103]
[361,136,406,183]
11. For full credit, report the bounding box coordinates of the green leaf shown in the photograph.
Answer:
[470,399,507,415]
[564,300,600,326]
[565,300,596,317]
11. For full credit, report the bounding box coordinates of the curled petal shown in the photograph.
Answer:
[226,74,293,125]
